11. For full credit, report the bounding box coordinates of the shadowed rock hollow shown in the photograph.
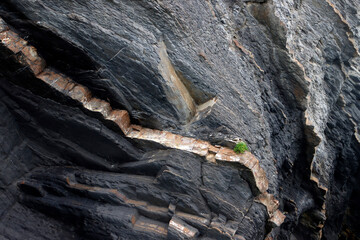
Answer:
[0,0,359,239]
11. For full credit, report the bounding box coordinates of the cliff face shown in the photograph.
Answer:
[0,0,359,239]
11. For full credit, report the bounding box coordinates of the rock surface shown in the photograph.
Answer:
[0,0,359,239]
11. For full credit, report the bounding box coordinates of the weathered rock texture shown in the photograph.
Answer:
[0,0,359,239]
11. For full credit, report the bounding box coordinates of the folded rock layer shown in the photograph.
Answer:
[0,0,359,239]
[0,17,283,239]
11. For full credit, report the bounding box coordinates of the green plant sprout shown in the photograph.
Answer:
[234,141,248,154]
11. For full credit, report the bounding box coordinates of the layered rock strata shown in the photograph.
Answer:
[1,0,360,239]
[0,16,284,239]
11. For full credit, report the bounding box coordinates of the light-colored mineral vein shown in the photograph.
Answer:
[0,17,285,227]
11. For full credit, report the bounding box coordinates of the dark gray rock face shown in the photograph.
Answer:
[0,0,359,239]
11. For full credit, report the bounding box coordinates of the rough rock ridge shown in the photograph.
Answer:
[0,0,359,239]
[0,17,283,239]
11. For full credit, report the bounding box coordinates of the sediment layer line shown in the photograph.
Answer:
[0,17,285,227]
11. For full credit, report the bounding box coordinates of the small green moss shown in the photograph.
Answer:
[234,141,248,154]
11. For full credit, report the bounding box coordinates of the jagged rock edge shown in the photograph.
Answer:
[0,17,285,229]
